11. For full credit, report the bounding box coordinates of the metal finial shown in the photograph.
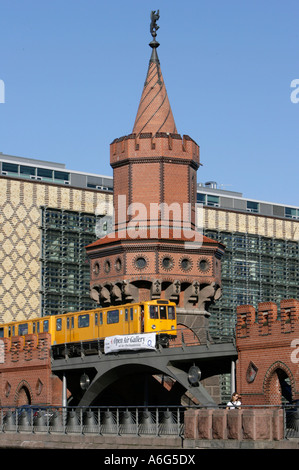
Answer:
[149,10,160,64]
[150,10,160,39]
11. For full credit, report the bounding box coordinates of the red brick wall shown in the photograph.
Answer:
[0,333,62,407]
[236,299,299,406]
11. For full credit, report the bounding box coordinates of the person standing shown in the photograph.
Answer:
[226,393,242,409]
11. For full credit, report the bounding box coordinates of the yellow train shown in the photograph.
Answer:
[0,300,177,356]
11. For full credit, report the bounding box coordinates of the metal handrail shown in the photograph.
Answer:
[0,405,185,437]
[0,404,298,439]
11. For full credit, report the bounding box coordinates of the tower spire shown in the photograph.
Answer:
[132,11,177,136]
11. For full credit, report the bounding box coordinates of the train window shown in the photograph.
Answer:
[95,313,98,326]
[8,326,11,337]
[100,312,103,325]
[0,328,3,338]
[19,323,28,335]
[107,310,119,324]
[12,326,15,336]
[78,314,90,328]
[150,306,159,319]
[168,306,176,319]
[159,306,167,319]
[43,320,49,333]
[131,308,133,321]
[33,323,36,333]
[56,318,62,331]
[125,309,128,321]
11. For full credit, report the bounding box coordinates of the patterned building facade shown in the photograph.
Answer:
[0,175,109,324]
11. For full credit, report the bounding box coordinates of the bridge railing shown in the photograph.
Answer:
[0,404,298,439]
[0,405,185,437]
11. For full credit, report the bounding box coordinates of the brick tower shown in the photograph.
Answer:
[86,13,224,333]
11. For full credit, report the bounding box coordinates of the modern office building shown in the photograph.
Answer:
[197,182,299,336]
[0,153,113,323]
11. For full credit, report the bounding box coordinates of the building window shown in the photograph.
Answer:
[197,193,206,204]
[285,207,298,219]
[93,262,100,275]
[20,165,35,177]
[247,201,259,213]
[37,168,53,180]
[2,162,18,174]
[180,257,193,272]
[115,258,122,271]
[198,258,210,272]
[54,170,69,182]
[161,256,174,271]
[135,256,147,270]
[207,195,219,207]
[104,260,111,273]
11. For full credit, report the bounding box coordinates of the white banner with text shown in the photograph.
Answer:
[104,333,156,354]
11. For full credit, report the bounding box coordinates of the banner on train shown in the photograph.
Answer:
[104,332,156,354]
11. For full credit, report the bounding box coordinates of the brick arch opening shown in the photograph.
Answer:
[263,362,294,405]
[15,381,32,407]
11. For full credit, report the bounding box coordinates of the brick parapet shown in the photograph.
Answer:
[236,299,299,406]
[110,133,200,168]
[236,299,299,345]
[0,333,62,406]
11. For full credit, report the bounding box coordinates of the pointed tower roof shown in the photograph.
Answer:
[132,13,177,136]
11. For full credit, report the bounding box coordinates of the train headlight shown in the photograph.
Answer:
[151,325,156,329]
[171,325,175,330]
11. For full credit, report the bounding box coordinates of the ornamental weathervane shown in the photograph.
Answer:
[150,10,160,39]
[149,10,160,66]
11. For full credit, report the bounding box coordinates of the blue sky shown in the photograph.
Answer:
[0,0,298,206]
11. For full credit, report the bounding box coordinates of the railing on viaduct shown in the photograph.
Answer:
[0,404,298,440]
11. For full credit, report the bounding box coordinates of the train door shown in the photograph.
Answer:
[159,305,167,333]
[66,315,75,343]
[140,305,145,333]
[147,304,160,333]
[125,307,135,334]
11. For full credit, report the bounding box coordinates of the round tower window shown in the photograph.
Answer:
[180,257,192,271]
[104,260,111,273]
[115,258,122,271]
[135,256,147,269]
[93,262,100,275]
[198,259,210,272]
[161,256,174,270]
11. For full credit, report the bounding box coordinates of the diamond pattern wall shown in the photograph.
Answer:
[0,177,110,323]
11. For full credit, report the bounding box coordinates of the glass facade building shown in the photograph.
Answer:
[204,230,299,339]
[40,208,100,316]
